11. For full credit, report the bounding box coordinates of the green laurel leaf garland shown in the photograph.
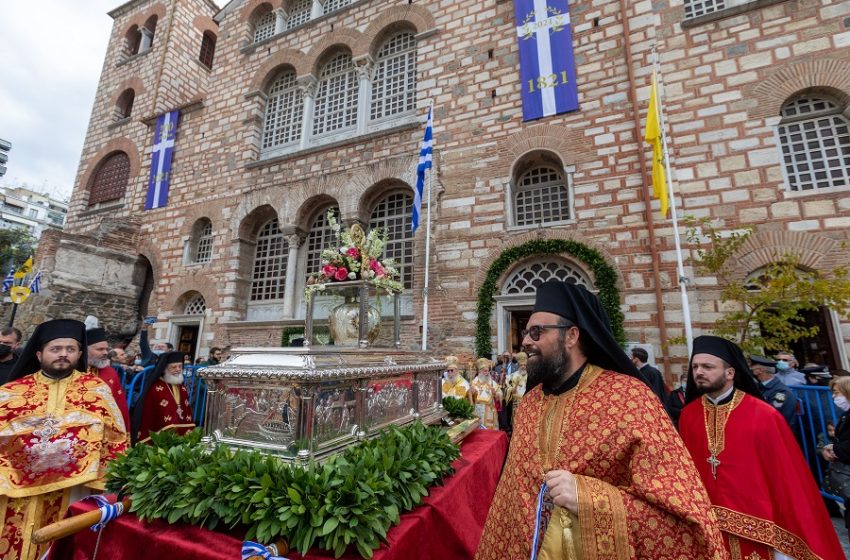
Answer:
[474,239,625,357]
[105,423,459,559]
[441,396,474,420]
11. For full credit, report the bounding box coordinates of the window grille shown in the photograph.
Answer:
[502,261,592,295]
[778,96,850,192]
[89,152,130,205]
[369,193,413,289]
[323,0,350,15]
[371,33,417,121]
[250,218,289,301]
[514,166,571,226]
[199,31,216,68]
[195,221,213,263]
[305,207,340,278]
[287,0,312,29]
[253,12,276,43]
[683,0,725,18]
[262,71,303,150]
[313,53,359,136]
[185,294,207,315]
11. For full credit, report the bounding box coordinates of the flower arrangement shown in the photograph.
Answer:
[304,210,404,300]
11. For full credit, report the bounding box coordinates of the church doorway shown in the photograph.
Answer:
[169,293,208,364]
[772,307,846,370]
[177,325,199,362]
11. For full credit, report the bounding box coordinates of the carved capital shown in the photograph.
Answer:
[353,55,376,81]
[296,75,318,98]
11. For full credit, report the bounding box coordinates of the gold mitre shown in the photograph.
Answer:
[515,352,528,365]
[476,357,492,371]
[445,355,460,369]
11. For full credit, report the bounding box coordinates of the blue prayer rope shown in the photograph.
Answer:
[529,481,548,560]
[81,495,124,532]
[241,541,289,560]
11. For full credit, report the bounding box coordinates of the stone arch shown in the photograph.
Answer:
[361,5,436,55]
[306,28,366,74]
[346,156,418,220]
[122,2,167,34]
[294,194,341,232]
[726,230,844,283]
[192,14,218,34]
[474,235,625,356]
[239,0,281,23]
[499,123,590,169]
[109,77,146,108]
[748,57,850,120]
[163,275,220,314]
[180,199,223,237]
[499,255,595,295]
[231,189,285,237]
[357,179,415,225]
[76,138,142,200]
[249,55,307,92]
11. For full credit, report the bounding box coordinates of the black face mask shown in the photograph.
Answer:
[0,344,12,358]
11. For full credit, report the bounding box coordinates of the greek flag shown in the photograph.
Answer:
[411,106,433,233]
[1,269,13,293]
[29,271,42,294]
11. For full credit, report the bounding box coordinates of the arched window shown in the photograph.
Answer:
[141,16,158,52]
[369,192,413,289]
[287,0,312,29]
[323,0,351,15]
[514,165,571,226]
[777,95,850,192]
[250,218,289,301]
[683,0,725,19]
[89,152,130,206]
[116,89,135,120]
[125,25,142,55]
[185,294,207,315]
[253,11,276,43]
[371,32,417,121]
[502,260,592,295]
[199,31,216,68]
[305,206,340,278]
[262,70,303,150]
[194,219,214,263]
[313,52,358,136]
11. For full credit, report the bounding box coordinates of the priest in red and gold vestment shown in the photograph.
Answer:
[679,335,843,560]
[86,327,130,430]
[0,319,128,560]
[131,351,195,444]
[477,281,726,560]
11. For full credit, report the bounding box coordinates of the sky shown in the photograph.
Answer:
[0,1,129,201]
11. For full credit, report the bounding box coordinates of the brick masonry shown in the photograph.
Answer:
[19,0,850,378]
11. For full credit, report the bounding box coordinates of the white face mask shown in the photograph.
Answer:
[163,372,184,385]
[834,395,850,412]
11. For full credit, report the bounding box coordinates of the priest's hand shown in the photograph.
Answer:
[545,470,578,515]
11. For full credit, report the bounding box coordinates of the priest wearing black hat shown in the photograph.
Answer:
[477,281,725,560]
[130,351,195,444]
[678,335,843,560]
[87,327,130,430]
[0,319,128,560]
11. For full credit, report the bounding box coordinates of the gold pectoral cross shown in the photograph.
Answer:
[707,453,720,479]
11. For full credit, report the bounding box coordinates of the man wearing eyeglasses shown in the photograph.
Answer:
[476,281,725,560]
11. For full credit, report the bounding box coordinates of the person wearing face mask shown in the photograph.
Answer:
[750,355,798,429]
[138,322,174,368]
[0,319,127,560]
[823,376,850,537]
[130,351,195,444]
[773,351,806,386]
[0,326,22,385]
[665,372,688,427]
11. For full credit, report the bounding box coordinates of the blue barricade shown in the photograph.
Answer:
[126,366,154,408]
[790,385,845,505]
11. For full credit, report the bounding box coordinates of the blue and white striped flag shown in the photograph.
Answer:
[411,106,433,233]
[1,269,13,293]
[29,271,42,294]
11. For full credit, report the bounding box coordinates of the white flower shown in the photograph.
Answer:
[348,272,356,279]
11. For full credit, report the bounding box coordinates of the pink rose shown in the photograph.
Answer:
[321,264,337,278]
[370,259,385,277]
[346,247,360,258]
[334,267,349,281]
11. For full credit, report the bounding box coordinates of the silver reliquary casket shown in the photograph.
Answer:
[198,283,445,462]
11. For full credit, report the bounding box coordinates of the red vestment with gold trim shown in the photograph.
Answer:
[0,370,128,560]
[679,390,844,560]
[476,365,727,560]
[90,365,130,432]
[137,379,196,443]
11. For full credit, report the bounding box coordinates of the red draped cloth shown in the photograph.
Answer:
[679,390,844,560]
[136,379,195,443]
[47,429,508,560]
[91,365,130,431]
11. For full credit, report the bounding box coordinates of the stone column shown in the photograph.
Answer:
[354,56,375,135]
[139,28,154,52]
[297,76,318,150]
[282,232,305,318]
[274,8,287,34]
[311,0,324,19]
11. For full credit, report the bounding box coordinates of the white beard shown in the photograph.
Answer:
[90,358,110,369]
[163,372,184,385]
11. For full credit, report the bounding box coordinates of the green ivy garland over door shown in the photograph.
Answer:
[474,239,625,356]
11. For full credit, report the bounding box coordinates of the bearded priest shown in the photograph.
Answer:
[0,319,128,560]
[130,351,195,444]
[679,335,843,560]
[476,281,725,559]
[86,327,130,430]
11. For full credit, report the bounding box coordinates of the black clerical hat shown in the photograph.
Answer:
[750,355,776,368]
[685,335,763,403]
[86,327,107,345]
[532,281,643,382]
[130,351,185,444]
[8,319,88,382]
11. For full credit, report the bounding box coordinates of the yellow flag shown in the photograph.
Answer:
[13,256,32,279]
[644,73,669,218]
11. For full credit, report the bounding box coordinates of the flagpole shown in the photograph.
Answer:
[653,52,693,352]
[421,101,434,351]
